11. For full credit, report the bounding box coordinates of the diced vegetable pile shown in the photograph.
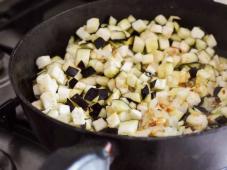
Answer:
[32,14,227,137]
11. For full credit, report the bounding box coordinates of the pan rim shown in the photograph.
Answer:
[9,0,227,143]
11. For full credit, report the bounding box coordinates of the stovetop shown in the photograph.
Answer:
[0,1,96,170]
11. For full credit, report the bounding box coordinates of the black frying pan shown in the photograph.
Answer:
[2,0,227,169]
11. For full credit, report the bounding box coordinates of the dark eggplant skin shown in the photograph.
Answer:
[94,37,107,49]
[213,86,222,97]
[65,99,74,112]
[141,85,149,99]
[9,0,227,169]
[98,89,109,100]
[215,116,227,125]
[68,78,78,88]
[90,103,103,119]
[194,106,209,115]
[77,61,86,70]
[65,66,79,77]
[189,67,198,79]
[84,88,99,101]
[71,94,89,111]
[81,66,96,78]
[149,80,157,89]
[151,92,156,99]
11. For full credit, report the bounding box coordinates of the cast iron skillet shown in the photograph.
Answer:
[1,0,227,169]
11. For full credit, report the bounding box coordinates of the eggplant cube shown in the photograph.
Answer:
[118,120,139,135]
[133,36,145,53]
[93,118,108,131]
[75,49,91,67]
[48,63,66,84]
[40,92,57,110]
[72,107,86,125]
[132,19,146,33]
[107,113,120,128]
[86,18,100,33]
[36,55,51,69]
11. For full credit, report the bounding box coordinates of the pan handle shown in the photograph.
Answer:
[41,141,116,170]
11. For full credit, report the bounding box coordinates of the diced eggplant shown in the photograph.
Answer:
[132,19,146,33]
[110,31,126,40]
[130,109,142,120]
[189,67,198,79]
[196,39,207,50]
[90,103,103,119]
[181,53,198,64]
[118,120,139,135]
[142,54,154,64]
[75,49,91,67]
[194,106,209,115]
[109,16,117,25]
[127,15,136,23]
[150,80,157,89]
[94,37,107,49]
[36,55,51,69]
[162,23,174,37]
[58,86,70,102]
[78,61,86,70]
[72,107,86,125]
[58,104,70,116]
[145,37,158,53]
[65,66,79,77]
[159,38,170,50]
[40,92,57,110]
[96,76,109,86]
[71,94,89,111]
[155,14,167,25]
[93,118,108,131]
[86,18,100,33]
[213,86,222,97]
[48,110,59,119]
[98,89,109,100]
[124,92,141,103]
[141,85,149,99]
[179,41,190,53]
[65,98,75,111]
[47,63,66,84]
[76,26,90,41]
[111,100,130,113]
[96,28,111,41]
[151,92,156,99]
[33,84,41,96]
[91,103,103,113]
[205,34,217,47]
[68,78,78,88]
[178,27,190,39]
[37,74,58,94]
[154,79,166,90]
[150,24,162,33]
[107,113,120,128]
[121,61,133,72]
[133,36,145,53]
[191,27,205,39]
[84,88,99,101]
[32,100,43,110]
[118,18,131,30]
[215,115,227,125]
[81,66,96,78]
